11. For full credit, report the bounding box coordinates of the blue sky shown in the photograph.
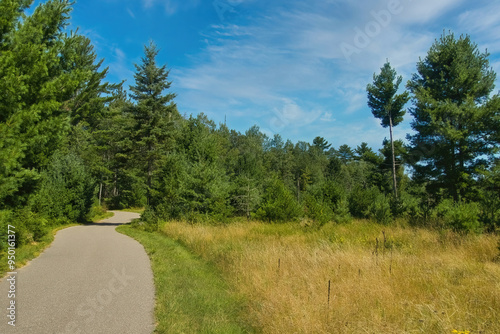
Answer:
[56,0,500,149]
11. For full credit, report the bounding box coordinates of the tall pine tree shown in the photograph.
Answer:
[407,32,500,201]
[367,61,409,200]
[129,41,178,206]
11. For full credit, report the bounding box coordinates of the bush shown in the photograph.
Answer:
[348,186,380,218]
[0,210,14,253]
[479,190,500,232]
[86,199,108,221]
[303,193,333,226]
[0,209,51,253]
[15,209,49,242]
[366,193,393,224]
[32,151,95,223]
[255,178,302,222]
[141,207,160,232]
[434,199,482,234]
[334,197,352,224]
[396,191,423,222]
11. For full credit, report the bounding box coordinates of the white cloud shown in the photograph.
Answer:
[108,47,135,84]
[172,0,500,145]
[141,0,200,15]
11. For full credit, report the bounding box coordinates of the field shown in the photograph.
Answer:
[157,220,500,334]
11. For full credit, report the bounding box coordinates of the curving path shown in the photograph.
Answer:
[0,211,155,334]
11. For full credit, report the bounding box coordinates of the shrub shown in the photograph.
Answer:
[15,209,49,242]
[434,199,482,234]
[86,199,108,221]
[479,190,500,232]
[366,193,393,224]
[0,209,51,252]
[303,193,333,226]
[32,151,95,223]
[255,178,302,222]
[333,197,352,224]
[0,210,14,253]
[348,186,380,218]
[396,191,423,220]
[141,207,160,232]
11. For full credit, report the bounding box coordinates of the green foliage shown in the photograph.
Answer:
[86,199,108,221]
[367,62,409,128]
[407,32,500,200]
[395,190,423,222]
[2,4,498,243]
[348,186,381,218]
[109,169,147,209]
[0,209,51,254]
[333,197,352,224]
[479,190,500,232]
[0,210,14,252]
[0,0,115,216]
[365,193,393,225]
[255,178,302,223]
[336,144,355,164]
[303,192,333,226]
[129,41,179,205]
[14,208,50,243]
[32,151,95,223]
[433,199,482,234]
[367,61,409,200]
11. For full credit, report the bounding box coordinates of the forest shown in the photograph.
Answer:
[1,0,499,254]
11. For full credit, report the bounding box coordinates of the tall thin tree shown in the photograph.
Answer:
[367,61,409,199]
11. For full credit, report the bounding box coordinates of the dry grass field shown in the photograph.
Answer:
[161,220,500,334]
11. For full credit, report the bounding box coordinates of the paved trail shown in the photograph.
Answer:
[0,211,155,334]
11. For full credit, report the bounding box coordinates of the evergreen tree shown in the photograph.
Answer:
[0,0,110,208]
[312,136,331,152]
[367,61,409,199]
[129,41,178,206]
[336,144,354,164]
[406,32,500,200]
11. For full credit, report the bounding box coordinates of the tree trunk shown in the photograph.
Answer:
[98,180,103,206]
[297,177,300,202]
[389,114,398,200]
[246,182,250,221]
[147,158,152,206]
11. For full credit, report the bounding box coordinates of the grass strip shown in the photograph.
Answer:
[117,224,254,334]
[119,207,145,214]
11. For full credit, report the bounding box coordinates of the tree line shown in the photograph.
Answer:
[1,1,499,252]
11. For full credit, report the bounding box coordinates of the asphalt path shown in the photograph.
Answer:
[0,211,155,334]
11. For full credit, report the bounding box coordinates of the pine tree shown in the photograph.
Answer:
[367,61,409,200]
[0,0,109,208]
[406,32,500,200]
[129,41,178,206]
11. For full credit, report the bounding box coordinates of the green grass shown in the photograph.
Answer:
[116,224,254,334]
[0,223,80,278]
[92,211,114,222]
[120,207,145,214]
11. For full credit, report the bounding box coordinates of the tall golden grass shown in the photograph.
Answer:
[162,220,500,333]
